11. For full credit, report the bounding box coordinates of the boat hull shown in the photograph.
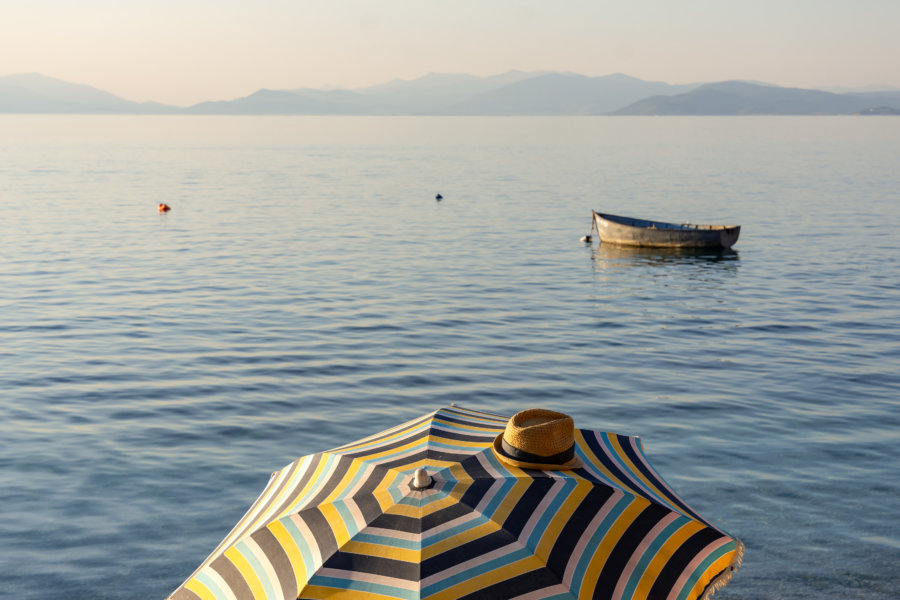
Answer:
[593,211,740,249]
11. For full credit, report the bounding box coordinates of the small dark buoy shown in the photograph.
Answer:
[435,193,443,201]
[580,234,592,243]
[158,203,171,212]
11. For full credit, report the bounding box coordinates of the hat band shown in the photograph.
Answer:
[501,439,575,465]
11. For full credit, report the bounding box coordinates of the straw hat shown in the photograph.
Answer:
[492,409,581,470]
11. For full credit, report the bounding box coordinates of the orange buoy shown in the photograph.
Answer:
[158,203,171,212]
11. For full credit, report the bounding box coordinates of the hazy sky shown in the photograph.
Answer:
[2,0,898,106]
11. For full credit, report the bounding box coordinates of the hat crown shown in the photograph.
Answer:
[503,409,574,459]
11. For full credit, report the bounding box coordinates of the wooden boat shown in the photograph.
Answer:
[592,211,740,249]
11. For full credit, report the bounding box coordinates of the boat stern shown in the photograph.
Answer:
[719,226,741,249]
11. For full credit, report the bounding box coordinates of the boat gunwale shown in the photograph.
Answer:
[593,211,739,232]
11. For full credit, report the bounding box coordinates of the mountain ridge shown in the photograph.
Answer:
[611,81,900,115]
[1,72,898,115]
[0,73,179,114]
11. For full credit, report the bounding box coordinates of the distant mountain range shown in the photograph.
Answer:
[2,72,899,116]
[611,81,900,115]
[0,73,179,114]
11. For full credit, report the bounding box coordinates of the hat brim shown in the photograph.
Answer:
[491,434,581,470]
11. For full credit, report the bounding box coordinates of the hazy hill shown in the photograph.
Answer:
[289,88,390,113]
[819,84,900,94]
[847,90,900,106]
[183,71,552,114]
[183,71,544,115]
[183,72,697,115]
[354,70,543,113]
[612,81,900,115]
[0,73,177,114]
[444,72,697,115]
[186,89,376,115]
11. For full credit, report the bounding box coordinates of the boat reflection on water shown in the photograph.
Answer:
[593,242,739,263]
[588,242,740,281]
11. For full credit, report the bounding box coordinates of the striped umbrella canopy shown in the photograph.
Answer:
[169,406,742,600]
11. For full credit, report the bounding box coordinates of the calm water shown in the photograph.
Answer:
[1,116,898,599]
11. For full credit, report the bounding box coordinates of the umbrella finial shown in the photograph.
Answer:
[411,468,432,489]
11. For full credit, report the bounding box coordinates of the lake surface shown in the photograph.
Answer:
[1,115,898,599]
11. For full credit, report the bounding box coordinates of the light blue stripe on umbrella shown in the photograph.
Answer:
[620,516,692,600]
[476,476,520,521]
[358,441,432,466]
[675,540,737,600]
[422,512,494,547]
[280,516,318,574]
[567,493,635,590]
[524,476,579,550]
[327,458,375,502]
[276,454,317,509]
[398,492,453,508]
[333,420,431,453]
[420,546,535,596]
[351,531,421,550]
[477,455,524,519]
[432,420,500,436]
[329,498,366,537]
[385,470,411,503]
[194,570,229,599]
[234,539,277,600]
[357,438,485,467]
[596,434,672,510]
[423,439,491,452]
[306,574,419,600]
[436,409,505,427]
[573,444,621,487]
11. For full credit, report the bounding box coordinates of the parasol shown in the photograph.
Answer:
[168,405,742,600]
